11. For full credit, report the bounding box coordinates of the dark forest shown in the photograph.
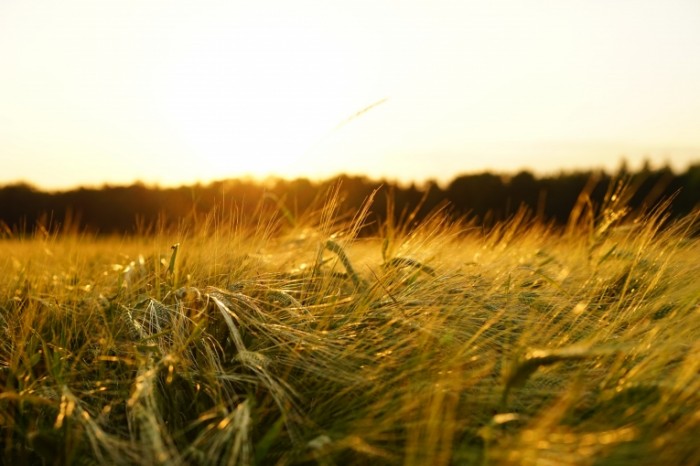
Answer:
[1,162,699,236]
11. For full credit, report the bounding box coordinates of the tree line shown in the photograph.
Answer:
[1,162,699,236]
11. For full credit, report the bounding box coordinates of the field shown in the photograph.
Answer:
[1,188,699,465]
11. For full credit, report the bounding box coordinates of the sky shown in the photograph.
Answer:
[1,0,699,190]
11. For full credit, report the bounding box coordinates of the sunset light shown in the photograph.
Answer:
[1,0,699,189]
[2,2,700,463]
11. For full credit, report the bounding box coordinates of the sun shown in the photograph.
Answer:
[154,11,376,181]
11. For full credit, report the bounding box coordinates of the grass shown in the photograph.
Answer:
[0,188,699,465]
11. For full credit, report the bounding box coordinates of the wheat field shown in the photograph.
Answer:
[1,187,699,465]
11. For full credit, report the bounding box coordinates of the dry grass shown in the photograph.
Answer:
[0,190,699,465]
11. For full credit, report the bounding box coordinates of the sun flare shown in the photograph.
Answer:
[155,9,383,180]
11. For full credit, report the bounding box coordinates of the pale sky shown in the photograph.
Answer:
[1,0,699,190]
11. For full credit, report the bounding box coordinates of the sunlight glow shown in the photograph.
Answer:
[158,11,370,177]
[0,0,698,189]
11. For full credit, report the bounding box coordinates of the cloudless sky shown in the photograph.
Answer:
[1,0,699,190]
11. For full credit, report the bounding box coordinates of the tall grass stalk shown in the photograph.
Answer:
[0,191,698,465]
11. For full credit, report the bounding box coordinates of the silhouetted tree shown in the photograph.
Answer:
[1,163,699,236]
